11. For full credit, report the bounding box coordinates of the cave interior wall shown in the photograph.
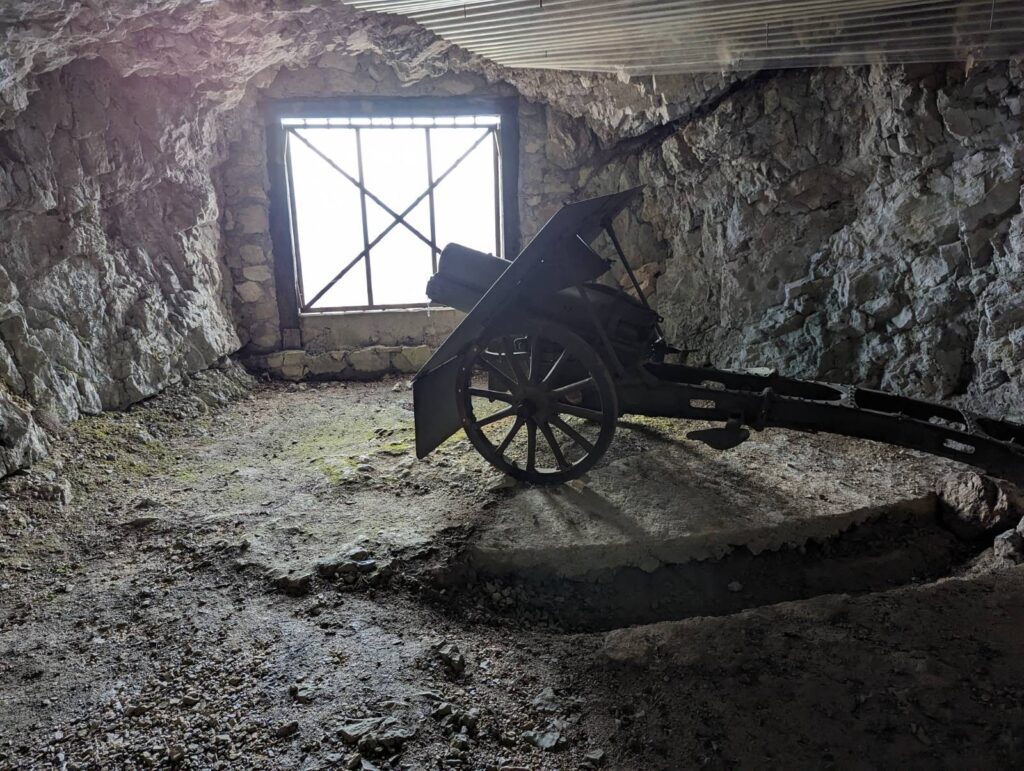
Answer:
[0,1,1021,477]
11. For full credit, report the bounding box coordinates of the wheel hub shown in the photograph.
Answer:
[517,386,551,421]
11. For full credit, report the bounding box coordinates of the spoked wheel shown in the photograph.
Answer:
[457,319,618,484]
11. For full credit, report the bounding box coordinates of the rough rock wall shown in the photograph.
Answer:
[0,60,239,475]
[642,62,1024,418]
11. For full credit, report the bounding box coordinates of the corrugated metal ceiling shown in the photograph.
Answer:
[345,0,1024,75]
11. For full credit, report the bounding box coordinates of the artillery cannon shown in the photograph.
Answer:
[412,188,1024,486]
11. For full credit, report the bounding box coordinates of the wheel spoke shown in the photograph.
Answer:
[478,354,516,390]
[526,420,537,472]
[538,421,570,470]
[549,414,594,454]
[468,387,515,403]
[556,402,605,421]
[541,349,567,385]
[503,337,527,384]
[475,405,517,428]
[549,376,595,399]
[495,415,525,455]
[527,335,541,382]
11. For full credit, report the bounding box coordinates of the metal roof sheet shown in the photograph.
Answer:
[345,0,1024,74]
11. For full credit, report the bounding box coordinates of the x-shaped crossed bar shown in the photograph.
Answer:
[287,126,496,311]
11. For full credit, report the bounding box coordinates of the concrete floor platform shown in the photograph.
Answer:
[470,416,962,579]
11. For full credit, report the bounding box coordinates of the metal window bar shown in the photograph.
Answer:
[283,120,500,312]
[355,128,373,307]
[282,131,308,312]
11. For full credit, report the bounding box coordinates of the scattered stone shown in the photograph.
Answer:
[487,475,518,492]
[339,718,384,744]
[121,515,163,529]
[523,728,564,751]
[436,643,466,678]
[36,479,72,504]
[532,687,560,713]
[727,580,743,592]
[993,528,1024,563]
[431,702,453,719]
[584,748,606,765]
[315,555,360,578]
[289,683,315,704]
[272,571,313,596]
[274,720,299,739]
[937,472,1024,540]
[166,744,185,763]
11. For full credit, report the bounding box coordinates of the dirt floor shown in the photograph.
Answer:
[2,371,1024,769]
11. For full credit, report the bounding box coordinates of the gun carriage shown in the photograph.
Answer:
[413,189,1024,486]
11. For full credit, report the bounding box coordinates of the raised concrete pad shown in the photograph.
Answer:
[469,416,962,579]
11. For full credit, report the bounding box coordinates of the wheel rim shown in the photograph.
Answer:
[457,319,617,484]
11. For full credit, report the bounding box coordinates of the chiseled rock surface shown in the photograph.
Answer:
[0,59,240,431]
[641,62,1024,418]
[0,387,46,476]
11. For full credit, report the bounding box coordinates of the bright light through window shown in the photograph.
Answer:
[283,114,502,312]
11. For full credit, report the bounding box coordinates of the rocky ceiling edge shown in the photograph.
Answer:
[0,0,737,139]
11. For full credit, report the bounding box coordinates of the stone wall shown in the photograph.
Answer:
[218,52,521,355]
[0,0,664,476]
[599,62,1024,419]
[0,59,239,475]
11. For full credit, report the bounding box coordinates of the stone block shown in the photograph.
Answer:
[391,345,431,373]
[242,265,273,283]
[348,346,398,375]
[239,245,266,265]
[235,281,264,304]
[305,350,350,377]
[235,205,269,234]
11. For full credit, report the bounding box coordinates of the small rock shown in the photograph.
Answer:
[274,720,299,739]
[339,717,384,744]
[431,702,453,719]
[994,528,1024,563]
[436,642,466,678]
[523,729,564,751]
[727,580,743,593]
[166,744,185,763]
[272,571,313,596]
[36,479,72,505]
[584,748,606,765]
[937,471,1024,540]
[316,555,360,578]
[487,475,518,492]
[121,515,162,529]
[532,687,560,713]
[289,683,315,704]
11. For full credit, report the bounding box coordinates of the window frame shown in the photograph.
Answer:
[265,96,520,324]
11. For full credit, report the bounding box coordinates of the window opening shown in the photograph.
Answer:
[281,112,504,312]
